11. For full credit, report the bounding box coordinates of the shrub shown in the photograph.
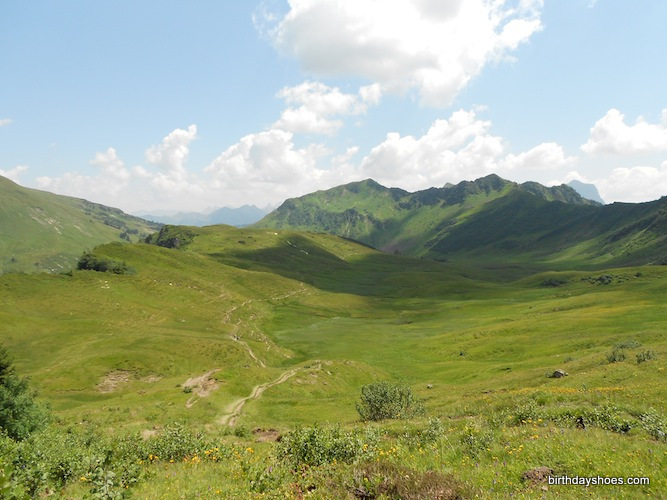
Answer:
[356,382,424,421]
[540,278,566,287]
[614,339,642,349]
[636,349,657,364]
[0,345,49,441]
[606,348,626,363]
[638,409,666,441]
[77,253,132,275]
[276,425,378,467]
[460,424,493,457]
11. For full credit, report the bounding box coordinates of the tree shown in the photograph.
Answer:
[0,344,48,440]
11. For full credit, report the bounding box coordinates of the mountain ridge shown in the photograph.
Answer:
[0,175,160,273]
[255,175,666,268]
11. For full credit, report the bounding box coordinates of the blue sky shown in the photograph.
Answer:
[1,0,667,213]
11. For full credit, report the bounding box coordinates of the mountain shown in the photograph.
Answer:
[567,179,605,204]
[0,175,160,274]
[255,175,666,269]
[139,205,267,227]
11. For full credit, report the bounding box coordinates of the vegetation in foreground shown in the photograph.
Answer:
[0,225,665,497]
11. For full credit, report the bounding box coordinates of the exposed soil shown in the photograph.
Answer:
[97,370,132,393]
[183,369,221,408]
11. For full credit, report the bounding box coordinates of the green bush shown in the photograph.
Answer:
[77,253,132,274]
[614,339,642,349]
[636,349,657,364]
[356,382,425,421]
[606,348,626,363]
[0,345,49,441]
[276,425,378,467]
[638,408,666,441]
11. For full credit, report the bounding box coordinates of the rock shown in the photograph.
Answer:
[551,369,568,378]
[426,384,434,389]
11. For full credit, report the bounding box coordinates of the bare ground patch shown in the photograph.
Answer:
[98,370,132,393]
[183,369,221,408]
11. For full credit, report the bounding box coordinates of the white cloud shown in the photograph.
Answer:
[0,165,28,182]
[204,129,347,205]
[0,118,12,127]
[265,0,543,106]
[594,163,667,203]
[358,109,568,191]
[273,81,373,135]
[500,142,575,171]
[145,124,199,193]
[581,108,667,154]
[37,148,132,202]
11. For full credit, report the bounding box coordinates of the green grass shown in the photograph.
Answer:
[1,224,665,497]
[0,175,159,274]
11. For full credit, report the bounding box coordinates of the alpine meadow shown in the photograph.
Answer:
[0,175,665,498]
[3,1,667,497]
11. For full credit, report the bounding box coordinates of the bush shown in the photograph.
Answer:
[636,349,657,364]
[638,408,666,441]
[356,382,424,421]
[276,425,378,467]
[0,345,49,441]
[77,253,132,275]
[614,339,642,349]
[606,348,626,363]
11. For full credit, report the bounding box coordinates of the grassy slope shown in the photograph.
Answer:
[0,175,160,273]
[1,225,665,497]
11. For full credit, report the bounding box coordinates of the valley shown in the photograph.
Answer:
[0,221,665,498]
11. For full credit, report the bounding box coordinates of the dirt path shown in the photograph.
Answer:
[219,361,320,426]
[222,284,307,369]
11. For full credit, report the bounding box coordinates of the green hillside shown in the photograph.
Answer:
[1,224,665,497]
[255,175,667,270]
[0,175,160,274]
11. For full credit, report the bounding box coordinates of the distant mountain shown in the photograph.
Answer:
[567,180,605,204]
[0,175,160,274]
[255,175,667,268]
[140,205,266,227]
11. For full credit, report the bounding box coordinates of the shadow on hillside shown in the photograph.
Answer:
[203,233,484,299]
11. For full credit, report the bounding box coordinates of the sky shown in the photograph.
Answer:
[1,0,667,214]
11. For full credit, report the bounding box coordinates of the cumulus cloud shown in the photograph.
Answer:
[37,148,132,202]
[145,124,200,193]
[273,81,375,135]
[0,118,12,127]
[581,108,667,154]
[0,165,28,182]
[204,129,348,205]
[264,0,543,106]
[358,109,569,191]
[594,163,667,203]
[500,142,575,171]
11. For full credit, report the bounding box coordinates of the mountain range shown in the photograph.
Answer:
[138,205,267,227]
[255,174,667,271]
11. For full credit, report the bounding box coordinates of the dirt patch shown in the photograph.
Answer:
[522,466,554,484]
[183,369,221,408]
[142,375,162,383]
[253,428,281,442]
[98,370,132,393]
[141,429,158,440]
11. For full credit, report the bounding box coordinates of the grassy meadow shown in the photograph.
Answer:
[0,225,665,498]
